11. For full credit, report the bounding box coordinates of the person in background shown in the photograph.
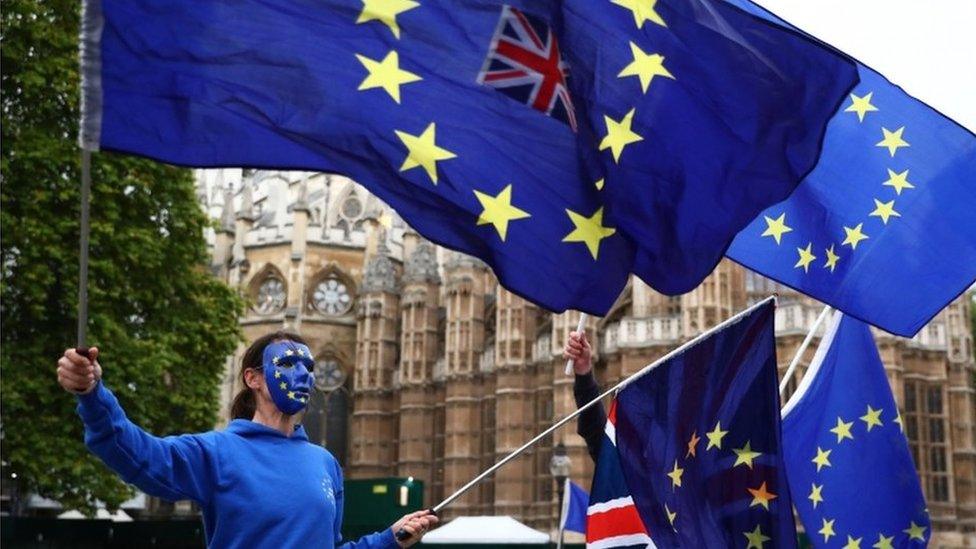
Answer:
[563,330,607,462]
[56,331,436,549]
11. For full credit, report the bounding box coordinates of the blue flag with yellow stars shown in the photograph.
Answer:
[725,0,976,338]
[80,0,856,314]
[781,311,930,548]
[613,299,797,547]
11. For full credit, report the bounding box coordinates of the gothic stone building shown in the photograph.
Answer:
[198,169,975,544]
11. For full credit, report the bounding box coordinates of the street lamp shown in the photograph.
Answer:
[549,441,571,546]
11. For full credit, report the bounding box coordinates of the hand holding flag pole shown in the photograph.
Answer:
[564,313,588,376]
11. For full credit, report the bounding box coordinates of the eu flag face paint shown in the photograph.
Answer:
[262,341,315,415]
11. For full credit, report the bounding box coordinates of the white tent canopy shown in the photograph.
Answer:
[57,509,133,522]
[422,516,550,544]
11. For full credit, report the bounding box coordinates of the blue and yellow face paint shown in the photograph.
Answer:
[262,341,315,415]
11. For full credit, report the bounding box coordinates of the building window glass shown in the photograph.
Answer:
[905,381,950,503]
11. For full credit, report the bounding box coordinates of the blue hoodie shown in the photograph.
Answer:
[77,382,396,549]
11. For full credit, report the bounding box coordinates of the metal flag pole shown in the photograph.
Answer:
[778,304,832,397]
[77,149,93,352]
[564,313,588,375]
[431,296,775,514]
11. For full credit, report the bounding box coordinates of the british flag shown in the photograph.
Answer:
[477,5,577,130]
[587,402,655,549]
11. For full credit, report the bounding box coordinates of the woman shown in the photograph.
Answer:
[56,331,436,548]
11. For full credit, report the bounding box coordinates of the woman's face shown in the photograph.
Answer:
[261,340,315,415]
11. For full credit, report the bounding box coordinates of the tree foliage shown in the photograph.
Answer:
[2,0,243,512]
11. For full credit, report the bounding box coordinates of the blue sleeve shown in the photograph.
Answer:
[332,461,398,549]
[76,382,216,505]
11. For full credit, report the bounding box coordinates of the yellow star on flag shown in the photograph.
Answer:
[876,126,909,157]
[595,178,605,191]
[894,413,904,432]
[872,533,895,549]
[705,421,728,450]
[599,108,643,163]
[761,213,792,245]
[618,42,674,93]
[869,198,900,224]
[395,123,457,184]
[732,441,761,469]
[845,92,879,122]
[824,245,840,272]
[861,405,884,431]
[563,207,616,260]
[808,483,824,509]
[667,460,684,489]
[356,0,419,39]
[795,242,817,273]
[611,0,667,29]
[686,430,700,458]
[355,51,421,103]
[664,503,677,530]
[830,416,855,443]
[473,184,530,241]
[747,481,777,510]
[743,525,770,549]
[812,447,832,472]
[844,535,863,549]
[842,223,870,250]
[883,168,915,195]
[903,521,926,541]
[819,518,837,543]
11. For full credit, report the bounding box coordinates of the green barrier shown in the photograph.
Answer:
[341,477,425,539]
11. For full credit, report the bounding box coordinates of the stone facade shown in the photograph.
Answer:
[199,169,976,543]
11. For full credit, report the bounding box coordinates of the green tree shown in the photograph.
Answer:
[1,0,243,513]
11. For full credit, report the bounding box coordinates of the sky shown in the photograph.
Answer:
[754,0,976,132]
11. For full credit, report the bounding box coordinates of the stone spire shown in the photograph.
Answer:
[237,182,256,221]
[361,231,397,294]
[403,238,440,285]
[219,181,235,234]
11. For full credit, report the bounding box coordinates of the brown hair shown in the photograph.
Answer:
[229,330,308,420]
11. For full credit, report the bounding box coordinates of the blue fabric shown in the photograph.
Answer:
[562,480,588,534]
[77,383,395,549]
[613,301,796,548]
[781,313,930,547]
[87,0,855,314]
[726,0,976,337]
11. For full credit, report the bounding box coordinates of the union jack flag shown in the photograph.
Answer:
[477,5,577,131]
[587,402,655,549]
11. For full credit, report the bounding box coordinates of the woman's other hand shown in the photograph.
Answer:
[392,509,439,547]
[563,331,592,375]
[57,347,102,394]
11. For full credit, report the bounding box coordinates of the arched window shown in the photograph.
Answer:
[249,264,287,315]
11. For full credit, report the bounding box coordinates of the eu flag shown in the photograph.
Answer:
[80,0,856,314]
[726,0,976,337]
[612,300,796,547]
[781,312,930,547]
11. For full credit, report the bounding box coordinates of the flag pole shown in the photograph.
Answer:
[429,296,776,515]
[556,477,569,549]
[778,304,832,396]
[77,149,92,351]
[564,313,588,375]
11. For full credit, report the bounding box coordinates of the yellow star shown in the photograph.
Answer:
[794,242,817,273]
[563,207,616,260]
[287,390,296,400]
[830,416,855,443]
[876,126,909,157]
[273,356,280,365]
[883,168,915,195]
[894,413,904,432]
[395,123,457,184]
[743,525,770,549]
[705,421,728,450]
[842,223,870,250]
[903,521,926,541]
[844,535,863,549]
[872,533,894,549]
[666,460,684,489]
[869,198,900,225]
[747,481,777,511]
[860,405,883,431]
[686,431,700,458]
[599,108,643,163]
[611,0,667,28]
[664,503,677,530]
[845,91,879,122]
[473,184,531,241]
[732,441,761,469]
[761,213,792,245]
[285,349,294,356]
[355,51,421,103]
[595,178,605,191]
[618,42,674,93]
[279,381,287,390]
[824,244,840,272]
[356,0,419,39]
[274,370,282,379]
[812,447,832,472]
[296,349,305,357]
[808,483,824,509]
[819,518,837,543]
